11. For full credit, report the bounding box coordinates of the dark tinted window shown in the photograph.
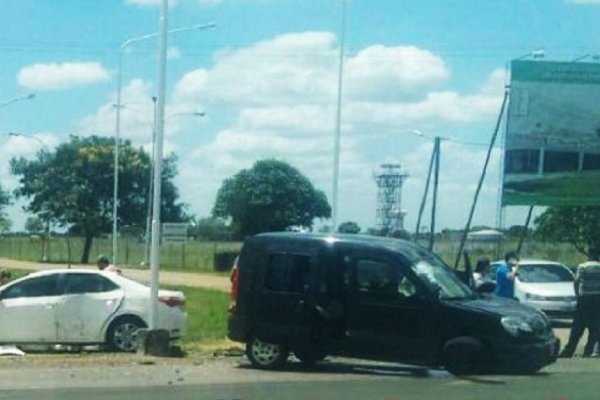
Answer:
[64,273,119,294]
[583,153,600,171]
[504,149,539,174]
[544,150,579,173]
[1,274,60,299]
[266,253,310,293]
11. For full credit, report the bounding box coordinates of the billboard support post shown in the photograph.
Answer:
[454,89,510,269]
[516,205,534,254]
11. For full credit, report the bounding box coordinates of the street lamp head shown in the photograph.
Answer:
[25,93,36,100]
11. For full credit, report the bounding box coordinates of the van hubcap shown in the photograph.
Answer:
[251,339,282,365]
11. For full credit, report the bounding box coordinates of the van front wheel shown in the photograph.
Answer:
[246,337,289,369]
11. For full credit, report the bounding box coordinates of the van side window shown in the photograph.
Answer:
[354,258,417,299]
[265,254,311,293]
[356,260,396,294]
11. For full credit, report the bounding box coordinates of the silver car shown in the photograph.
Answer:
[489,260,576,318]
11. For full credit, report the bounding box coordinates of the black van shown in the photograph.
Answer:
[228,233,559,375]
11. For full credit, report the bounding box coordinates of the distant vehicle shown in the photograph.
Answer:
[489,260,576,318]
[0,269,186,352]
[228,232,559,375]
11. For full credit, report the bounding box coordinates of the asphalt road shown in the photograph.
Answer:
[2,355,600,400]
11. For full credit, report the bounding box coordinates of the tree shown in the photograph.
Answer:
[534,206,600,258]
[212,159,331,238]
[11,135,188,263]
[0,184,11,233]
[25,216,44,234]
[193,217,232,241]
[338,221,361,234]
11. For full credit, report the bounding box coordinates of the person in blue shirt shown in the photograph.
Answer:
[494,251,520,299]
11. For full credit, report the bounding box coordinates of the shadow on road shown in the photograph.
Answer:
[236,357,554,385]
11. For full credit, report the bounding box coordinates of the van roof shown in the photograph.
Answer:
[252,232,422,254]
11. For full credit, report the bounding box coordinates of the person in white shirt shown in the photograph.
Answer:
[96,255,121,274]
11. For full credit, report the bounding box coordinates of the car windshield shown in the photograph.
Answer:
[518,264,574,283]
[405,246,474,300]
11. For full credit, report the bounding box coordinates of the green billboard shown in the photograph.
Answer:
[502,60,600,206]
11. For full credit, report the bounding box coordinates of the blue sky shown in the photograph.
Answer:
[2,0,600,232]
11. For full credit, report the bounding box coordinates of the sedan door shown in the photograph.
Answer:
[0,274,63,343]
[55,273,124,343]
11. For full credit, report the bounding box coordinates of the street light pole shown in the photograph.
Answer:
[149,0,169,331]
[112,22,216,267]
[331,0,347,233]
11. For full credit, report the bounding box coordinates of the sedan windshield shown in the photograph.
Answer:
[518,264,574,283]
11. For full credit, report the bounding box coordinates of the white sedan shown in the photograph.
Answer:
[0,269,186,352]
[489,260,576,318]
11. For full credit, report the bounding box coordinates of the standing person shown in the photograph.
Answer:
[473,257,492,288]
[96,255,121,274]
[0,269,11,285]
[560,251,600,358]
[494,251,520,299]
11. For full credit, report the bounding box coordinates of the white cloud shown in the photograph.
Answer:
[17,62,110,91]
[345,45,449,102]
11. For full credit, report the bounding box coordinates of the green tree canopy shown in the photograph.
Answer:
[11,135,188,263]
[212,159,331,238]
[24,216,44,233]
[534,206,600,259]
[338,221,361,234]
[0,184,11,233]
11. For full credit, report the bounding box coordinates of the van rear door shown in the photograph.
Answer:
[255,252,314,344]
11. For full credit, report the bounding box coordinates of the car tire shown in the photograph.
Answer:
[442,337,483,375]
[246,337,289,369]
[106,316,146,352]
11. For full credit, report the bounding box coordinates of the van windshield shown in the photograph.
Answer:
[406,248,474,300]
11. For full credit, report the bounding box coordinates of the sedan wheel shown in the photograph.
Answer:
[246,337,289,369]
[107,318,144,352]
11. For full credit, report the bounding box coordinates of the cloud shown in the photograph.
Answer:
[345,45,449,102]
[17,62,110,91]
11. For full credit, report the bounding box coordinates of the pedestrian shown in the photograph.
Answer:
[494,251,520,299]
[0,269,11,285]
[473,257,492,288]
[559,250,600,358]
[96,255,121,274]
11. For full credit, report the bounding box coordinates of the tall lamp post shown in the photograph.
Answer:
[113,22,216,267]
[143,109,205,266]
[331,0,347,233]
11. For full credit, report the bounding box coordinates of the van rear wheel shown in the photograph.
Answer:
[246,337,289,369]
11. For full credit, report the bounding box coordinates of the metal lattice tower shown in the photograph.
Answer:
[374,164,408,235]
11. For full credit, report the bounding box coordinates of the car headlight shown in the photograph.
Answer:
[501,316,533,337]
[525,293,548,301]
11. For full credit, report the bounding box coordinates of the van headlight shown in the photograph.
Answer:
[501,316,533,337]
